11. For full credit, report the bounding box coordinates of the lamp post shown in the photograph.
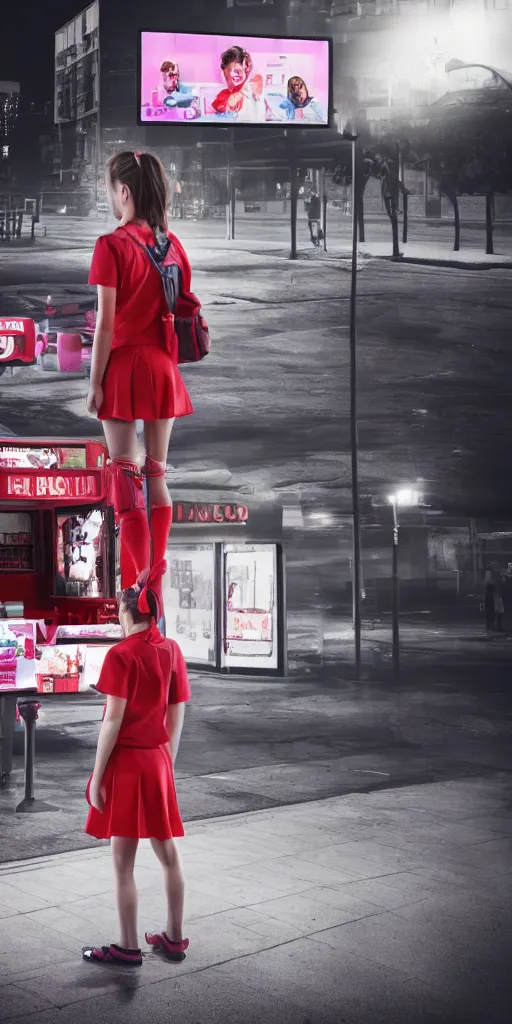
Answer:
[387,487,422,680]
[349,132,362,680]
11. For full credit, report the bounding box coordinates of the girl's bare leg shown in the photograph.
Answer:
[143,419,175,508]
[150,837,185,942]
[111,836,140,949]
[102,419,139,466]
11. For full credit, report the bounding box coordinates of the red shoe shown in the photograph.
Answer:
[145,931,189,962]
[82,943,142,966]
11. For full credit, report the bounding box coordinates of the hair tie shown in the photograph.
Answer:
[136,561,166,618]
[134,152,142,167]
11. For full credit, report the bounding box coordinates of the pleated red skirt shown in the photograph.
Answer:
[98,345,194,422]
[84,745,185,840]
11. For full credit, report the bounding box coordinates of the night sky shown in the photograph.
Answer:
[3,1,77,100]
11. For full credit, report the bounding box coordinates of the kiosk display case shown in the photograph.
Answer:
[0,437,120,697]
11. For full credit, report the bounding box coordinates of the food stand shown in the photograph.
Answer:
[0,436,124,807]
[0,318,36,376]
[0,297,96,377]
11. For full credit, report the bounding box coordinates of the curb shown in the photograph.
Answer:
[386,255,512,270]
[0,794,343,875]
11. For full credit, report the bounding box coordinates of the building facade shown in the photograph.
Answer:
[0,82,20,181]
[289,0,512,133]
[54,0,292,205]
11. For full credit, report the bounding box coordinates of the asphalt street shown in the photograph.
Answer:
[1,221,511,514]
[2,659,512,863]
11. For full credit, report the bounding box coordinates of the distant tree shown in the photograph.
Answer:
[332,149,377,242]
[392,103,512,253]
[332,134,407,252]
[390,121,468,251]
[458,110,512,254]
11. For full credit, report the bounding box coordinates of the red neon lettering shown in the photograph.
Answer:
[48,476,67,497]
[236,505,248,522]
[213,504,224,523]
[7,476,32,497]
[197,506,212,523]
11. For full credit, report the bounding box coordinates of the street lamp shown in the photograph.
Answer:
[387,487,423,680]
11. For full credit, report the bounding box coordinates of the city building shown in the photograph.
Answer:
[0,82,20,179]
[54,3,100,196]
[54,0,291,206]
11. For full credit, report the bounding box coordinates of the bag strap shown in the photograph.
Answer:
[118,226,181,314]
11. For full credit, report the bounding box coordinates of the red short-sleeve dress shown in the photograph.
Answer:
[88,223,195,422]
[84,625,191,841]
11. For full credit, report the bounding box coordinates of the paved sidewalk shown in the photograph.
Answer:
[271,241,512,269]
[365,240,512,268]
[1,780,511,1023]
[4,225,512,268]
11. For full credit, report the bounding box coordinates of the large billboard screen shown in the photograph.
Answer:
[139,32,331,126]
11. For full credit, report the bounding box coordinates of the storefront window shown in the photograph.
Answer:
[56,508,110,598]
[0,511,34,571]
[222,544,279,671]
[165,544,215,664]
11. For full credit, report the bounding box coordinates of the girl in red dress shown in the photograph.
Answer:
[87,150,196,601]
[82,569,191,967]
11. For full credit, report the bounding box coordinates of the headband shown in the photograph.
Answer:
[133,560,166,618]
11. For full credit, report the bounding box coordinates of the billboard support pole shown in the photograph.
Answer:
[226,131,236,241]
[287,133,298,261]
[349,133,362,681]
[321,167,327,252]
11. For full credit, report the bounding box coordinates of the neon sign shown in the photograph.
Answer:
[0,320,24,333]
[0,471,103,503]
[174,502,248,525]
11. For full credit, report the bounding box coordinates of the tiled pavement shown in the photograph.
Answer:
[1,779,512,1024]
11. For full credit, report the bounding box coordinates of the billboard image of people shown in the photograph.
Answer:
[139,32,330,126]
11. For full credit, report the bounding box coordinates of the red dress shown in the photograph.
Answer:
[88,223,195,422]
[84,625,191,841]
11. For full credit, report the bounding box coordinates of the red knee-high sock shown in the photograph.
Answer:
[107,458,151,589]
[150,504,173,566]
[120,509,151,586]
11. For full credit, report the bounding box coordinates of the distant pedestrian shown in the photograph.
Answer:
[495,588,505,632]
[306,191,322,246]
[484,566,497,636]
[82,572,191,967]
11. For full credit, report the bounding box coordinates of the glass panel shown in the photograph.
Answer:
[222,544,279,671]
[0,511,34,571]
[0,444,86,469]
[56,509,110,598]
[0,620,36,691]
[166,545,215,665]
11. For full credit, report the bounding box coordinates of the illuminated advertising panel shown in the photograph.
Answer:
[139,32,331,127]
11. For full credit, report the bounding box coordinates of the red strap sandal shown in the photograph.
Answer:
[82,943,143,966]
[145,931,190,962]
